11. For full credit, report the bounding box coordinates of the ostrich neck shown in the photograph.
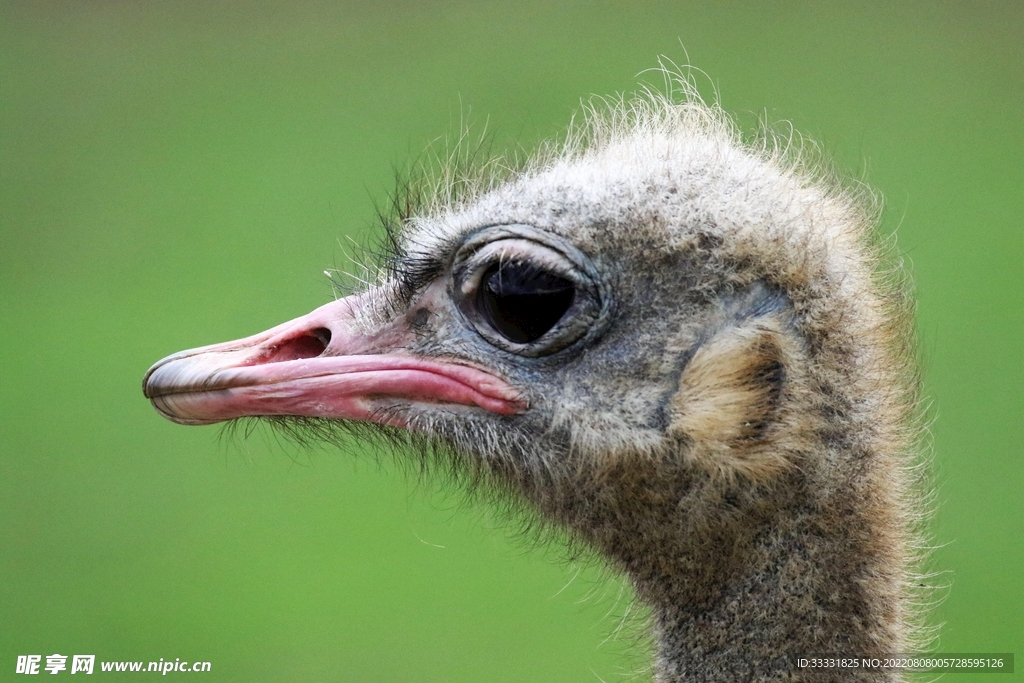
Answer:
[563,462,906,682]
[644,523,904,683]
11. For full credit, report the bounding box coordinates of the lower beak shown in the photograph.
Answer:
[142,294,524,426]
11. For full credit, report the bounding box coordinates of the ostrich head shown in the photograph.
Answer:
[143,86,923,681]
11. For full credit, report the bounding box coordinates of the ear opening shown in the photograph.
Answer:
[668,319,794,481]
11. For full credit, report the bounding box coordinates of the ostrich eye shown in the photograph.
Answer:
[477,261,576,344]
[452,226,608,357]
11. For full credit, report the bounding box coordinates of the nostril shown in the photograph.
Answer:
[252,328,331,365]
[311,327,332,347]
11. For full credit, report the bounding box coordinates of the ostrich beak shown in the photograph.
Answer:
[142,294,525,426]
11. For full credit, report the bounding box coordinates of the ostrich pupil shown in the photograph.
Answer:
[477,261,575,344]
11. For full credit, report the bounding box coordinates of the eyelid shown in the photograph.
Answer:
[464,240,577,278]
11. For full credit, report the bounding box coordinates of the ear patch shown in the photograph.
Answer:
[668,322,792,480]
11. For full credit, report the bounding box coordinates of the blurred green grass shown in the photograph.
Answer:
[1,2,1021,681]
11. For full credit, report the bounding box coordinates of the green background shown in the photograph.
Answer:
[2,2,1021,681]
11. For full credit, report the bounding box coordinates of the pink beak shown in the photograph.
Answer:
[142,294,525,427]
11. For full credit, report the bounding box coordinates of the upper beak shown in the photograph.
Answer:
[142,293,525,426]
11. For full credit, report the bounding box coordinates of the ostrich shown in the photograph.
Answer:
[143,82,926,682]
